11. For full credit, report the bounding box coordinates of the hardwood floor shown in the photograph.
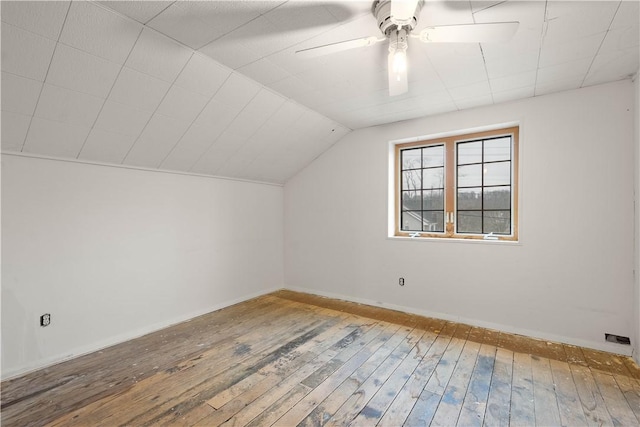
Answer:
[3,290,640,426]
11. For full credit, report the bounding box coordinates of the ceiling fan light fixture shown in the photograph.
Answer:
[392,48,407,77]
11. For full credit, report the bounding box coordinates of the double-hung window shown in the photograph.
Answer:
[395,126,519,241]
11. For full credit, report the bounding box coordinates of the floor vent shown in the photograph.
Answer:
[605,333,631,345]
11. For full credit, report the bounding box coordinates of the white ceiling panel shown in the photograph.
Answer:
[190,144,237,175]
[174,53,231,98]
[3,0,639,185]
[98,1,171,25]
[160,123,221,172]
[489,70,537,93]
[1,72,42,116]
[156,85,210,123]
[1,111,31,151]
[46,44,121,98]
[238,58,292,86]
[108,67,171,112]
[543,1,619,42]
[536,57,593,86]
[94,100,153,137]
[60,1,142,64]
[539,31,606,68]
[611,1,640,29]
[125,28,193,83]
[34,84,103,128]
[195,98,242,130]
[483,51,539,80]
[145,1,223,49]
[123,113,191,168]
[492,86,535,104]
[212,73,262,109]
[600,25,640,53]
[535,75,583,97]
[198,37,262,70]
[584,46,640,87]
[23,117,90,158]
[424,43,488,89]
[1,23,56,81]
[0,1,70,40]
[79,128,137,164]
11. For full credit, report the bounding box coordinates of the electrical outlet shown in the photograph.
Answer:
[399,277,405,286]
[40,313,51,327]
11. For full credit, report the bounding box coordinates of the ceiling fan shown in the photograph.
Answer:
[296,0,519,96]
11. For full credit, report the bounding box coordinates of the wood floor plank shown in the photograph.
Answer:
[592,370,639,426]
[299,325,420,426]
[531,354,562,426]
[569,363,615,426]
[65,310,334,426]
[4,290,640,427]
[483,347,513,427]
[218,320,387,427]
[269,323,402,426]
[377,331,451,427]
[509,351,535,426]
[549,358,588,426]
[430,339,481,426]
[347,329,429,426]
[423,325,467,396]
[457,344,497,426]
[614,373,640,421]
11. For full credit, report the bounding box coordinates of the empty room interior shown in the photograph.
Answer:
[2,0,640,425]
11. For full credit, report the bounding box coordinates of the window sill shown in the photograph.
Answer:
[387,235,521,245]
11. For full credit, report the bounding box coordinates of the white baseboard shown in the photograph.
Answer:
[283,286,634,357]
[1,287,281,381]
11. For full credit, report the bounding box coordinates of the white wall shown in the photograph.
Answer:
[635,74,640,363]
[1,155,284,379]
[285,80,635,355]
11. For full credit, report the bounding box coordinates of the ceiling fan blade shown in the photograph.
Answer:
[388,49,408,97]
[390,0,420,25]
[296,36,383,58]
[418,22,519,43]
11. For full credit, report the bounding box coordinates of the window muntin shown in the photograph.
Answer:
[400,144,445,232]
[395,126,519,241]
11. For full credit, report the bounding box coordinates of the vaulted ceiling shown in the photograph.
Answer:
[2,1,638,184]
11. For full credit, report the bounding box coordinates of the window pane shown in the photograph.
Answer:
[422,145,444,168]
[423,189,444,210]
[484,211,511,234]
[484,137,511,162]
[458,140,482,165]
[458,211,482,233]
[457,164,482,187]
[402,170,421,190]
[402,191,421,210]
[423,167,444,189]
[484,186,511,210]
[484,161,511,186]
[402,148,421,170]
[458,187,481,210]
[423,211,444,232]
[402,211,422,231]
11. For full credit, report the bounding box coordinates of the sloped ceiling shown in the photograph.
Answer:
[2,1,638,184]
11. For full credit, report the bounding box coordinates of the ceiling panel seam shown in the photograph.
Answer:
[120,49,196,165]
[533,0,550,97]
[75,26,145,160]
[18,2,72,153]
[157,71,234,169]
[579,0,623,88]
[187,87,264,174]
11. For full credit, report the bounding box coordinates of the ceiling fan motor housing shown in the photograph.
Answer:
[372,0,424,35]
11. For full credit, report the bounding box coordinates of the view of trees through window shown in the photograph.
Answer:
[396,127,518,240]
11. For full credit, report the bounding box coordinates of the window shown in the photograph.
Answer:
[395,126,519,241]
